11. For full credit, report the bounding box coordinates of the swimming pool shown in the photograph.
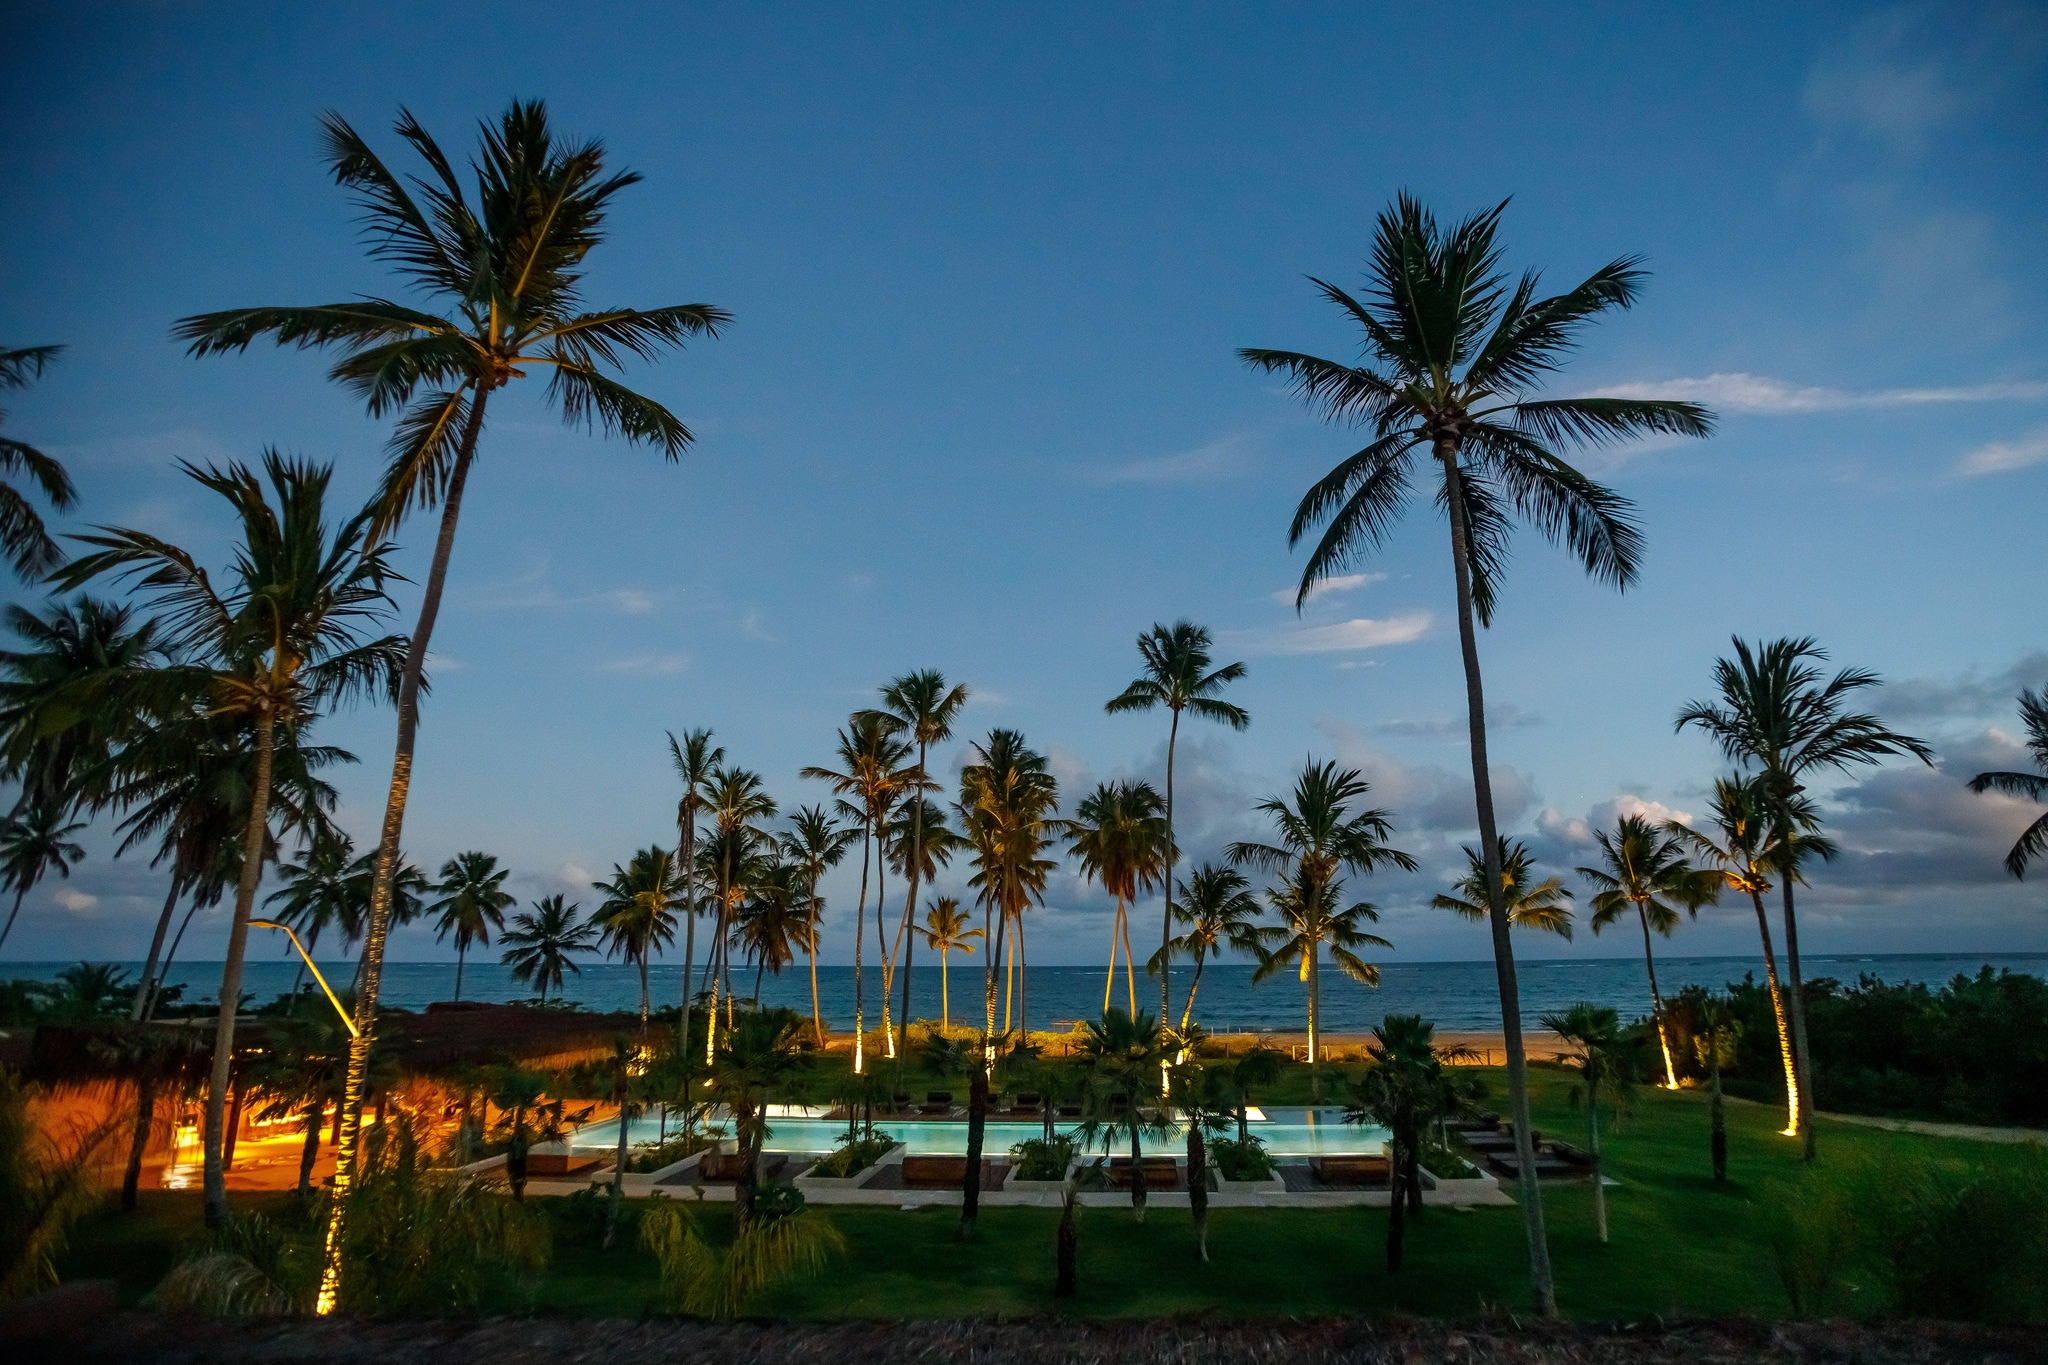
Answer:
[570,1105,1389,1158]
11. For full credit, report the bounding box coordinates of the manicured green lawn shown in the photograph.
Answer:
[59,1064,2009,1320]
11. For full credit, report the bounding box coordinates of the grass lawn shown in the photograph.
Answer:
[59,1063,2022,1321]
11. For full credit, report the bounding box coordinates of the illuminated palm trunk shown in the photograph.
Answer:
[851,821,870,1072]
[1160,707,1180,1029]
[1635,902,1678,1088]
[1748,886,1799,1133]
[202,704,275,1229]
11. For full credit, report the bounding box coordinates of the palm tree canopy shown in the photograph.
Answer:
[1578,814,1720,936]
[1431,836,1574,938]
[1539,1001,1639,1114]
[590,845,683,963]
[869,669,970,750]
[1251,879,1392,986]
[802,715,909,827]
[0,343,80,578]
[0,597,170,812]
[172,102,729,539]
[918,896,982,955]
[500,894,595,994]
[265,831,358,954]
[1066,779,1172,905]
[883,797,966,883]
[1227,759,1416,884]
[956,729,1061,919]
[1149,863,1263,972]
[1241,195,1715,618]
[1105,621,1249,729]
[781,803,858,905]
[733,859,808,976]
[0,801,86,897]
[667,727,725,821]
[429,849,516,951]
[1967,684,2048,879]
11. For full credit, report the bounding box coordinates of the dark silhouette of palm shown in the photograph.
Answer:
[499,894,593,1004]
[428,850,515,1002]
[1431,837,1574,939]
[1969,685,2048,880]
[1149,862,1262,1033]
[0,344,79,579]
[868,670,969,1048]
[1577,815,1718,1088]
[0,801,85,951]
[1066,778,1171,1018]
[590,846,683,1020]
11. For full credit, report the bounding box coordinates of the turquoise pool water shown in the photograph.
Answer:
[570,1105,1389,1158]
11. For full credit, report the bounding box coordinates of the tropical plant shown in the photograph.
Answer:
[1229,760,1410,1075]
[1074,1006,1174,1221]
[0,1065,120,1301]
[0,596,166,813]
[953,728,1060,1235]
[1067,779,1172,1018]
[0,344,78,580]
[640,1193,842,1318]
[1540,1003,1638,1243]
[428,850,515,1002]
[699,765,778,1057]
[1221,1045,1284,1144]
[265,832,357,976]
[782,803,856,1045]
[1244,195,1713,1314]
[590,847,682,1019]
[1676,635,1931,1159]
[1431,837,1574,939]
[868,670,969,1051]
[1172,1060,1236,1260]
[704,1007,813,1226]
[916,896,981,1032]
[499,895,594,1004]
[1346,1015,1469,1271]
[1969,684,2048,880]
[50,452,406,1228]
[248,1006,350,1198]
[802,716,907,1070]
[576,1035,647,1249]
[94,1023,208,1211]
[1149,863,1262,1034]
[1105,622,1247,1029]
[1576,814,1719,1088]
[1678,986,1740,1182]
[882,795,963,1021]
[0,800,85,952]
[732,858,808,1003]
[666,728,722,1056]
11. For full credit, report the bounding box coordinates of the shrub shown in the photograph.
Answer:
[1207,1137,1275,1182]
[1009,1135,1076,1181]
[1415,1138,1478,1179]
[630,1128,718,1173]
[640,1196,843,1317]
[810,1132,895,1179]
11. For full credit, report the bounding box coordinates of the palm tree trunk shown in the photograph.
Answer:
[1016,912,1029,1037]
[122,1072,158,1212]
[1589,1101,1608,1243]
[150,900,202,1021]
[752,957,764,1005]
[1181,953,1206,1034]
[639,954,651,1021]
[453,942,466,1003]
[203,704,276,1229]
[1004,914,1016,1033]
[0,886,25,954]
[677,810,696,1050]
[1747,887,1799,1135]
[940,948,950,1032]
[1439,445,1557,1318]
[130,876,184,1021]
[1306,950,1320,1086]
[1636,905,1677,1087]
[896,743,928,1040]
[963,893,1004,1240]
[1120,898,1138,1017]
[321,388,489,1313]
[1709,1052,1727,1182]
[603,1091,632,1250]
[1782,876,1817,1162]
[1103,900,1120,1016]
[1186,1117,1209,1260]
[808,918,824,1046]
[1162,707,1180,1027]
[1129,1126,1147,1222]
[853,823,871,1072]
[1385,1130,1406,1271]
[297,1100,322,1197]
[876,826,894,1057]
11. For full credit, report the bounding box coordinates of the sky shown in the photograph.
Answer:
[2,2,2044,973]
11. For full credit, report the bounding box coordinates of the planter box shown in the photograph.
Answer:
[1003,1161,1079,1197]
[795,1142,904,1192]
[1214,1169,1286,1194]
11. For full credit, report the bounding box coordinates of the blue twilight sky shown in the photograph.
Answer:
[2,2,2044,973]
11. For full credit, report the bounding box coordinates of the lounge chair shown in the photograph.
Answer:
[900,1155,1001,1189]
[1105,1156,1182,1190]
[1013,1092,1043,1116]
[1311,1154,1392,1187]
[892,1091,913,1113]
[1056,1102,1081,1119]
[524,1152,601,1178]
[696,1151,788,1183]
[920,1090,954,1116]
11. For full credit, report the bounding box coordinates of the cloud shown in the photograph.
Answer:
[1818,728,2038,896]
[1585,373,2048,415]
[1092,433,1257,485]
[1801,8,1964,151]
[1958,427,2048,477]
[1225,612,1430,657]
[1270,573,1385,607]
[1376,703,1541,740]
[54,889,98,912]
[596,653,690,676]
[1879,652,2048,723]
[465,557,667,615]
[1314,718,1537,836]
[739,608,777,642]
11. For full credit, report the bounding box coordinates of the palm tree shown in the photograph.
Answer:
[1539,1003,1638,1243]
[1074,1006,1174,1221]
[704,1007,813,1227]
[1148,862,1262,1034]
[0,597,167,814]
[1105,622,1247,1028]
[917,896,982,1032]
[590,847,682,1020]
[1243,196,1713,1315]
[802,717,907,1071]
[1171,1060,1237,1261]
[781,804,856,1045]
[869,671,969,1048]
[666,729,723,1053]
[0,344,79,580]
[1969,684,2048,880]
[1066,779,1172,1018]
[1577,815,1718,1089]
[1228,760,1411,1073]
[1676,636,1930,1158]
[1431,837,1574,940]
[265,832,358,985]
[1678,986,1739,1182]
[174,104,728,1295]
[500,895,594,1004]
[1347,1015,1465,1272]
[733,858,807,1003]
[1666,775,1813,1134]
[882,795,964,1030]
[428,850,515,1002]
[954,728,1060,1235]
[699,766,777,1055]
[50,453,405,1228]
[0,801,85,952]
[250,1006,349,1198]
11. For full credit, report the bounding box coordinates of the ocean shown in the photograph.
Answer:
[7,952,2042,1034]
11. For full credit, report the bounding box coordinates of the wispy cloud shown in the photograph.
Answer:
[1270,572,1385,607]
[1093,433,1256,485]
[1957,426,2048,477]
[1225,612,1430,656]
[465,557,667,615]
[1586,373,2048,415]
[54,889,98,912]
[596,653,690,676]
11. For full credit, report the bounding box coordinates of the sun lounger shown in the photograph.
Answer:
[1012,1092,1043,1116]
[696,1152,788,1183]
[525,1152,602,1177]
[1105,1156,1182,1190]
[920,1091,954,1116]
[899,1155,1001,1189]
[1311,1154,1392,1187]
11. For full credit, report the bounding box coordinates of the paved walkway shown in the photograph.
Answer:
[1818,1110,2048,1145]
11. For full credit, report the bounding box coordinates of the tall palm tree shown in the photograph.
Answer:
[782,803,856,1046]
[0,597,167,814]
[500,895,594,1004]
[590,847,682,1020]
[1074,1006,1174,1222]
[1242,196,1712,1314]
[1228,760,1412,1072]
[666,729,723,1053]
[1346,1015,1468,1272]
[1969,684,2048,880]
[1576,815,1718,1089]
[1676,635,1930,1158]
[733,859,807,1003]
[173,104,728,1301]
[916,896,981,1033]
[954,728,1060,1235]
[50,453,405,1228]
[699,765,776,1056]
[1148,863,1262,1034]
[802,716,907,1071]
[1105,622,1247,1028]
[1067,779,1172,1017]
[703,1007,813,1228]
[869,671,969,1047]
[0,344,79,580]
[1538,1003,1638,1243]
[0,802,85,952]
[1431,837,1574,939]
[266,832,357,969]
[428,850,515,1002]
[882,795,963,1032]
[1677,986,1738,1183]
[1666,775,1815,1134]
